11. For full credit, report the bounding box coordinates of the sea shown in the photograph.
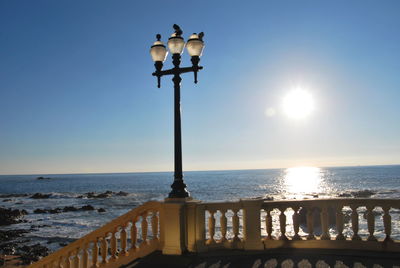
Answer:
[1,165,400,252]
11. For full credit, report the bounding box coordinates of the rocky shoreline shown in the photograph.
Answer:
[0,209,50,265]
[0,190,126,266]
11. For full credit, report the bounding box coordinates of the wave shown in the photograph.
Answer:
[336,189,400,198]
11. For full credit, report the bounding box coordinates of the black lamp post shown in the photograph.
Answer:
[150,24,205,198]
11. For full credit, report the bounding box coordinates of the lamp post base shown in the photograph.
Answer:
[168,179,190,198]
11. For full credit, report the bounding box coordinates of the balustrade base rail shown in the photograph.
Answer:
[122,249,400,268]
[28,198,400,268]
[263,239,400,252]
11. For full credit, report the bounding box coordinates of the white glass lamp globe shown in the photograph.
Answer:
[168,33,185,55]
[150,40,168,62]
[186,33,204,57]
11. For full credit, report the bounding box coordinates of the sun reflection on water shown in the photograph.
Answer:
[283,166,323,198]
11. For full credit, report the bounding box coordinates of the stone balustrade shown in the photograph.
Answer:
[190,198,400,253]
[29,198,400,268]
[28,201,162,268]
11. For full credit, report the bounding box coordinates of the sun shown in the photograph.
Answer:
[283,88,315,119]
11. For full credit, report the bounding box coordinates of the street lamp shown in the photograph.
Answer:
[150,24,205,198]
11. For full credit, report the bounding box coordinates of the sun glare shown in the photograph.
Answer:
[283,88,315,119]
[284,166,322,195]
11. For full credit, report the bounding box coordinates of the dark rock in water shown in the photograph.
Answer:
[1,242,17,255]
[2,199,12,202]
[96,191,113,198]
[264,196,274,201]
[63,206,79,212]
[351,189,376,198]
[338,192,352,197]
[97,208,106,213]
[35,206,92,214]
[30,224,50,229]
[80,205,95,211]
[49,208,62,214]
[86,190,114,198]
[31,193,51,199]
[59,242,68,247]
[0,229,29,243]
[0,207,28,225]
[33,208,47,214]
[85,192,95,198]
[34,208,51,214]
[17,243,49,264]
[116,191,129,196]
[312,194,319,198]
[36,176,51,180]
[95,193,110,198]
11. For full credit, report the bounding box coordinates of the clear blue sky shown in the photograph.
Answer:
[1,0,400,174]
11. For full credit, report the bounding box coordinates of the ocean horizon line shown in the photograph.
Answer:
[1,163,400,177]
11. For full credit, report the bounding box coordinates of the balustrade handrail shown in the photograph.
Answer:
[261,197,400,207]
[29,201,162,268]
[201,197,400,207]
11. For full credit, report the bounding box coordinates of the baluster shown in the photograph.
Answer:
[101,236,108,264]
[335,205,345,240]
[58,256,64,268]
[120,225,127,256]
[279,207,288,240]
[265,209,273,240]
[366,205,377,241]
[350,205,361,240]
[207,209,216,244]
[82,244,89,268]
[110,229,117,260]
[65,253,72,268]
[306,207,315,240]
[73,248,80,268]
[292,206,300,240]
[141,212,148,243]
[232,209,240,242]
[320,206,330,240]
[151,211,159,241]
[91,240,99,268]
[220,209,227,242]
[131,218,138,249]
[383,206,392,242]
